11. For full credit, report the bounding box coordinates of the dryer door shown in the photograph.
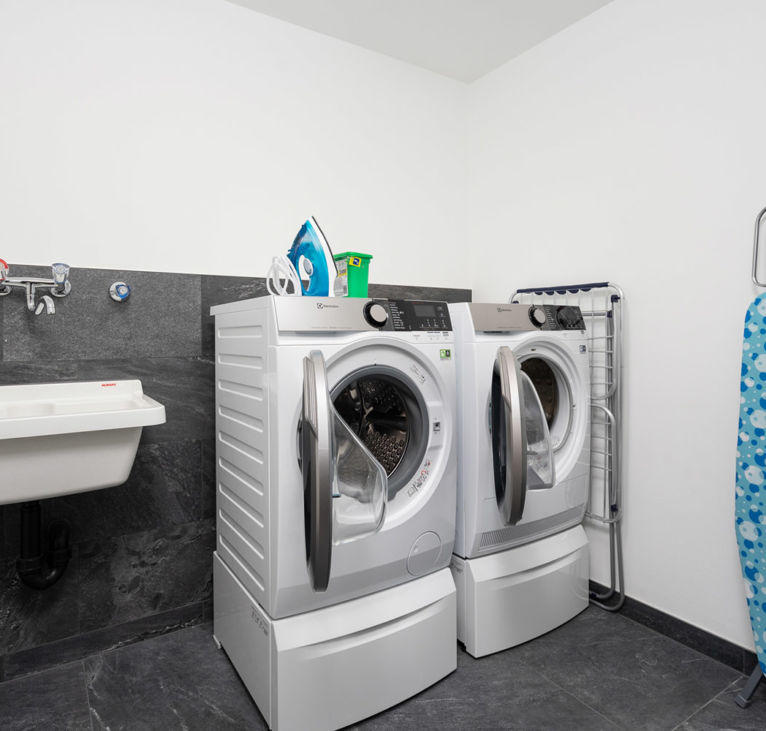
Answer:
[491,346,555,525]
[301,351,388,592]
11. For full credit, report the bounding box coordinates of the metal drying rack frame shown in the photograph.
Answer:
[510,282,625,611]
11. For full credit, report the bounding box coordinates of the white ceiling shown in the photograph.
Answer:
[225,0,613,82]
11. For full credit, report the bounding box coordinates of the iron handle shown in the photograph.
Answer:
[302,351,333,591]
[496,346,527,525]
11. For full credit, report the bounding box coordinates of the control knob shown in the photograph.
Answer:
[556,306,581,329]
[529,306,547,328]
[364,302,389,328]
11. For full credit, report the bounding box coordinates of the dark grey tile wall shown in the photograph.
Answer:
[3,267,202,361]
[0,264,471,681]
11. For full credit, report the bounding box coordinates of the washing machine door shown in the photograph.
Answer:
[301,351,388,592]
[491,346,555,525]
[302,352,334,591]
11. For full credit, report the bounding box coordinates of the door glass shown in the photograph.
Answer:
[490,366,555,507]
[332,367,428,500]
[520,358,557,426]
[520,372,554,490]
[332,407,387,544]
[520,356,573,453]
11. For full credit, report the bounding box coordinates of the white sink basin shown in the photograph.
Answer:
[0,380,166,505]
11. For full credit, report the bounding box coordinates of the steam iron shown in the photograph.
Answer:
[286,217,338,297]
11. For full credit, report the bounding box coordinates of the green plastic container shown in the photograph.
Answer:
[333,251,372,297]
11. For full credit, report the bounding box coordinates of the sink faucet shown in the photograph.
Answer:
[35,295,55,315]
[0,260,72,314]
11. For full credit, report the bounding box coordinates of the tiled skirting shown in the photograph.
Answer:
[0,264,470,681]
[589,581,759,675]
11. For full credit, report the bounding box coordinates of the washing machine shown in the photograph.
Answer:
[448,302,591,658]
[211,295,457,730]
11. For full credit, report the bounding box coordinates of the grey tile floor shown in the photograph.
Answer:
[1,606,765,730]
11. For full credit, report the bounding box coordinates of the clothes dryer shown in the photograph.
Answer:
[211,295,457,730]
[448,302,590,657]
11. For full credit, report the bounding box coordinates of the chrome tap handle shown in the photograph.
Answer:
[52,262,69,286]
[50,263,71,297]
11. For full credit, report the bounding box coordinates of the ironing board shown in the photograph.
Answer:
[735,206,766,708]
[735,295,766,706]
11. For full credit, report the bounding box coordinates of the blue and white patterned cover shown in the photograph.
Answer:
[736,296,766,675]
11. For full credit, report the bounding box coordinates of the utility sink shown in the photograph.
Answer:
[0,380,166,505]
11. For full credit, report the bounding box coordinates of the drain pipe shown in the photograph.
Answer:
[16,501,71,589]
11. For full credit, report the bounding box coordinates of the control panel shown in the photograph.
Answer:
[273,296,453,333]
[378,300,452,331]
[535,305,586,331]
[469,303,585,333]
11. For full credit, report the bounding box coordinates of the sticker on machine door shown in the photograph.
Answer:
[440,349,451,360]
[409,364,426,384]
[408,459,432,497]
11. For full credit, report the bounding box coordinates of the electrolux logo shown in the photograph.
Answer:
[315,302,339,309]
[496,307,513,313]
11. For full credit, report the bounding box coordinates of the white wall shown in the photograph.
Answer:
[468,0,766,649]
[0,0,467,287]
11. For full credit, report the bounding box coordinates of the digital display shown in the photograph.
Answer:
[413,304,436,317]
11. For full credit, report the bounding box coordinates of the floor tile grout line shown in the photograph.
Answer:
[670,675,746,731]
[531,664,631,730]
[81,656,96,731]
[521,614,743,731]
[562,687,631,731]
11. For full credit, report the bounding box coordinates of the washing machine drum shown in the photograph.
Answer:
[332,366,428,500]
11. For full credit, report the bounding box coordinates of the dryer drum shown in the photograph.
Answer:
[520,358,558,426]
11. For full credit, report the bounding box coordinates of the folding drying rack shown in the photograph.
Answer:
[510,282,625,611]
